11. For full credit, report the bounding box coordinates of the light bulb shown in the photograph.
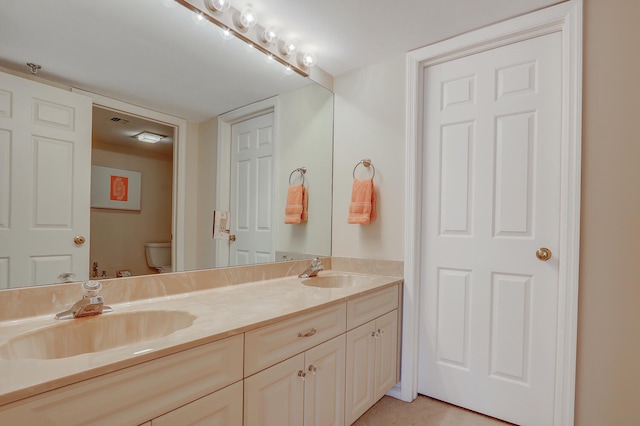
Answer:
[298,52,317,68]
[192,12,205,25]
[206,0,231,12]
[219,26,233,40]
[280,38,299,57]
[262,26,279,44]
[237,6,258,29]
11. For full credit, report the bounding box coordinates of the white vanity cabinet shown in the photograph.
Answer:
[0,334,244,425]
[244,335,346,426]
[151,381,243,426]
[345,286,400,425]
[244,283,400,426]
[243,303,347,426]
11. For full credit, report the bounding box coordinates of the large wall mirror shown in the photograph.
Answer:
[0,0,333,289]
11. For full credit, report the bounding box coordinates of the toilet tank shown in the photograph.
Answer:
[144,242,171,268]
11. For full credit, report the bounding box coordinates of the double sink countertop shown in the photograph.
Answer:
[0,270,402,407]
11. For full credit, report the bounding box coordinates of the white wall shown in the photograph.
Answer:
[332,55,406,260]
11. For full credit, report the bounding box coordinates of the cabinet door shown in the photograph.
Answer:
[345,321,376,425]
[152,381,243,426]
[304,335,346,426]
[244,353,305,426]
[375,310,399,401]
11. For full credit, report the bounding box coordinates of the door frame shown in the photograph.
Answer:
[215,97,279,267]
[72,89,188,272]
[399,2,582,425]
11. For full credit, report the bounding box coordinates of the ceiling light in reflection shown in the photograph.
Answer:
[219,26,233,40]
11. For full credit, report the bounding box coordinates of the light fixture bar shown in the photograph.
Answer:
[174,0,311,77]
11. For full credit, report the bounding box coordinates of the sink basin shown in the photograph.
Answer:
[302,274,375,288]
[0,310,196,360]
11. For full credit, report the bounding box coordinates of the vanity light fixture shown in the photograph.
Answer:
[206,0,230,13]
[280,38,300,57]
[236,5,258,30]
[135,132,165,144]
[174,0,317,77]
[298,51,317,69]
[261,26,279,45]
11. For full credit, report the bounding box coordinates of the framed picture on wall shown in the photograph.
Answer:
[91,165,142,211]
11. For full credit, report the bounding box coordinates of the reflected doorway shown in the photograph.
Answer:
[89,106,175,278]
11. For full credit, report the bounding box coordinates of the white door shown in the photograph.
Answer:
[229,112,274,266]
[0,71,92,288]
[418,32,562,425]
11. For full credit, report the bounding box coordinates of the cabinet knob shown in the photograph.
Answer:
[308,365,317,375]
[372,331,379,338]
[297,370,306,381]
[378,329,385,336]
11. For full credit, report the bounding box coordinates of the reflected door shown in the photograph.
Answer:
[0,71,92,288]
[418,32,562,425]
[229,112,275,266]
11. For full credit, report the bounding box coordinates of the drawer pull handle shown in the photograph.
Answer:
[298,328,317,338]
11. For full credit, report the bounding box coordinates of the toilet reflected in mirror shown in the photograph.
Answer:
[144,242,173,273]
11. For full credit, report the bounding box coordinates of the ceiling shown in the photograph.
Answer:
[0,0,562,123]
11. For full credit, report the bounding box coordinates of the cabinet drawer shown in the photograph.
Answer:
[0,335,244,425]
[245,303,346,376]
[347,284,399,330]
[152,381,243,426]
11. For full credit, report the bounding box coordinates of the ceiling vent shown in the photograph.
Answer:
[109,116,130,125]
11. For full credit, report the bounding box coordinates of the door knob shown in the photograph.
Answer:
[536,247,552,261]
[229,234,236,242]
[74,235,86,245]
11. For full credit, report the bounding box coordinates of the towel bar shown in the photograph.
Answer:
[352,159,375,179]
[289,167,307,185]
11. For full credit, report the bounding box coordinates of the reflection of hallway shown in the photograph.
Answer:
[353,396,514,426]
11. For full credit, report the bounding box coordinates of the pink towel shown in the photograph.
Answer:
[348,178,376,224]
[285,184,308,224]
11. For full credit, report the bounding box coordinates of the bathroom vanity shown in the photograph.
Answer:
[0,262,402,425]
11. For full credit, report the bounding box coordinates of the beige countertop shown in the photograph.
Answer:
[0,270,402,407]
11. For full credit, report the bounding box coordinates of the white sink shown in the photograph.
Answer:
[0,310,196,360]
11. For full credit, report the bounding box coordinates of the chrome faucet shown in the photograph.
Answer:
[298,257,324,278]
[55,280,113,320]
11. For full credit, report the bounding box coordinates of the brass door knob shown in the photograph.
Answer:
[74,235,86,245]
[536,247,552,261]
[229,235,236,242]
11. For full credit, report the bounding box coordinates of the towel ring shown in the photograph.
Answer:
[352,159,375,180]
[289,167,307,185]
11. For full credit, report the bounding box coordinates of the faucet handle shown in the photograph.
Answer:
[82,280,103,298]
[311,257,322,267]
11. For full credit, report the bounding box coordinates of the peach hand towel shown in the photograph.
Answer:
[348,178,376,224]
[285,184,308,224]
